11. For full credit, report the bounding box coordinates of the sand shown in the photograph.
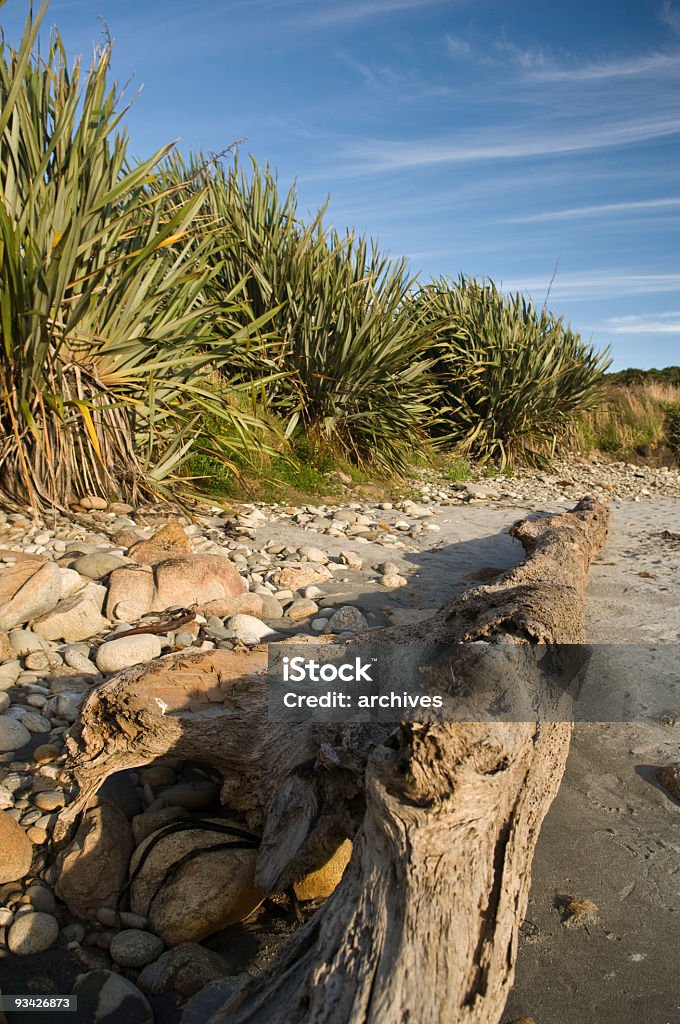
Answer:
[504,501,680,1024]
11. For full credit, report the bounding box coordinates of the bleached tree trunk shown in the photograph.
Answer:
[60,498,609,1024]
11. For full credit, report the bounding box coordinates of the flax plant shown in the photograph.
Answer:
[0,3,271,511]
[416,276,610,467]
[163,154,436,469]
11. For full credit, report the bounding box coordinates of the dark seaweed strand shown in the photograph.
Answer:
[120,819,261,904]
[146,839,261,920]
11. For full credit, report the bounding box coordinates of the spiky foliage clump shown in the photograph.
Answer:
[415,276,611,467]
[160,154,437,470]
[0,4,271,511]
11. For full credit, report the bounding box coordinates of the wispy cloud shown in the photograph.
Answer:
[334,51,456,99]
[334,115,680,175]
[336,52,378,87]
[446,33,471,59]
[506,196,680,223]
[661,0,680,36]
[493,32,680,83]
[601,311,680,333]
[525,51,680,82]
[500,271,680,302]
[302,0,450,27]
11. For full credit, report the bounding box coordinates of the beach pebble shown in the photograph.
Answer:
[63,648,100,675]
[285,598,319,621]
[33,790,65,812]
[8,911,59,954]
[0,631,11,663]
[25,884,56,913]
[326,606,369,633]
[32,743,61,763]
[109,928,165,969]
[376,561,401,576]
[96,908,148,930]
[33,586,109,643]
[8,630,48,656]
[79,495,108,510]
[147,781,218,812]
[226,614,276,644]
[298,546,328,564]
[23,650,54,673]
[95,634,162,674]
[58,567,88,599]
[72,552,129,579]
[0,560,62,632]
[332,510,357,524]
[72,969,153,1024]
[61,922,86,943]
[259,595,284,619]
[0,810,33,883]
[170,630,194,649]
[178,976,252,1024]
[379,573,407,588]
[137,941,233,998]
[0,661,21,690]
[12,710,51,734]
[139,765,176,788]
[339,550,363,570]
[132,807,189,845]
[0,716,31,752]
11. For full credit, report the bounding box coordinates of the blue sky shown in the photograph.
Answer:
[2,0,680,369]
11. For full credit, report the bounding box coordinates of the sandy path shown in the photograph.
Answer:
[504,501,679,1023]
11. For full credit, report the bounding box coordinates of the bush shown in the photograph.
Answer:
[414,276,610,467]
[161,154,437,471]
[0,6,271,511]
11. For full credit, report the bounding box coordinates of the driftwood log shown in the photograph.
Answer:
[59,497,609,1023]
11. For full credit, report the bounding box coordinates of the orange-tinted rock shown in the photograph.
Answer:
[293,839,352,901]
[0,811,33,883]
[150,555,246,613]
[105,564,155,621]
[128,524,193,565]
[0,558,62,631]
[272,566,332,592]
[200,592,264,618]
[55,801,134,919]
